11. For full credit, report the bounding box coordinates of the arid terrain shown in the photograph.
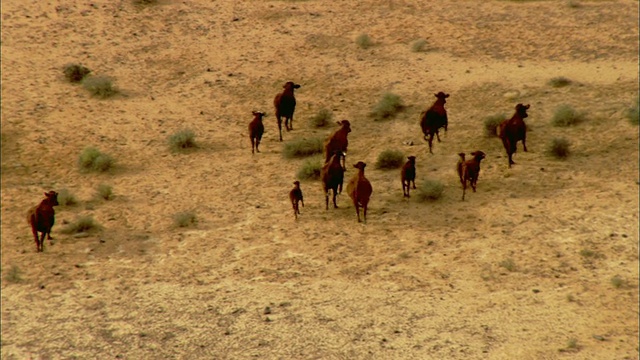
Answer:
[1,0,639,359]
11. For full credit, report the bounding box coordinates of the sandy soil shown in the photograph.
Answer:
[2,0,639,359]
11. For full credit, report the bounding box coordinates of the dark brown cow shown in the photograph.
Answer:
[249,111,266,154]
[457,151,486,201]
[420,92,450,154]
[499,103,530,168]
[27,191,59,252]
[274,81,301,141]
[401,156,417,198]
[323,120,351,170]
[289,181,304,220]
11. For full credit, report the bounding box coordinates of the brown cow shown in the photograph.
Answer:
[420,92,449,154]
[499,103,530,168]
[346,162,373,223]
[274,81,301,141]
[27,191,59,252]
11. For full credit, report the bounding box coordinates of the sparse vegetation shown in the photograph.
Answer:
[579,248,602,258]
[63,63,91,83]
[375,149,405,169]
[79,147,115,172]
[355,34,373,49]
[552,104,585,127]
[567,0,582,8]
[61,215,102,234]
[415,179,444,202]
[483,113,505,137]
[168,129,197,152]
[548,137,571,159]
[173,211,197,228]
[4,265,23,283]
[296,157,323,180]
[370,92,405,121]
[282,137,324,158]
[610,275,625,288]
[57,188,78,206]
[309,108,333,128]
[82,76,119,98]
[411,39,428,52]
[97,184,114,200]
[499,258,517,272]
[133,0,159,4]
[548,76,572,88]
[626,98,639,125]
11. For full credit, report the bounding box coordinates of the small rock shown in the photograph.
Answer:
[592,335,606,341]
[74,232,90,238]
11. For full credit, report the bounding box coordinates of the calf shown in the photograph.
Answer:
[27,191,59,252]
[420,92,449,154]
[346,162,373,223]
[401,156,417,197]
[289,181,304,220]
[457,151,486,201]
[321,151,345,210]
[274,81,301,141]
[249,111,266,154]
[499,103,530,168]
[324,120,351,170]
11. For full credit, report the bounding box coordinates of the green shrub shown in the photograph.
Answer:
[375,149,405,169]
[133,0,158,4]
[61,215,102,234]
[309,108,333,128]
[483,113,505,137]
[567,0,582,8]
[297,157,323,180]
[82,76,119,98]
[415,179,444,202]
[370,92,405,121]
[4,265,23,283]
[499,258,517,272]
[173,211,197,228]
[548,76,572,88]
[282,137,324,158]
[79,147,114,172]
[96,184,114,200]
[63,63,91,83]
[168,129,197,152]
[355,34,373,49]
[57,188,78,206]
[547,137,571,159]
[411,39,429,53]
[610,275,624,288]
[626,98,639,125]
[552,104,585,127]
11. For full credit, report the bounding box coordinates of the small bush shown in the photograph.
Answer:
[355,34,373,49]
[483,113,505,137]
[96,184,114,200]
[370,92,404,121]
[134,0,158,4]
[610,275,624,288]
[79,147,115,172]
[82,76,119,98]
[411,39,429,53]
[548,137,571,159]
[552,104,585,127]
[567,0,582,8]
[375,149,405,169]
[499,258,517,272]
[57,188,78,206]
[173,211,196,228]
[4,265,23,283]
[168,129,197,152]
[415,179,444,202]
[626,98,639,125]
[309,108,333,128]
[297,157,323,180]
[282,137,324,159]
[548,76,572,88]
[61,215,102,234]
[63,64,91,83]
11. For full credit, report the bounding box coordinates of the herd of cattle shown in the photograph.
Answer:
[27,81,531,252]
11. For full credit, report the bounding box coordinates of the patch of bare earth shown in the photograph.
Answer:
[2,1,638,359]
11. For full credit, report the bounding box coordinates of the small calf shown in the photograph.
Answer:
[289,181,304,220]
[274,81,301,142]
[401,156,417,197]
[457,151,486,201]
[346,161,373,223]
[249,111,266,154]
[27,191,59,252]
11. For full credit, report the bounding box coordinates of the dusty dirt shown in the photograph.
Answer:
[2,0,639,359]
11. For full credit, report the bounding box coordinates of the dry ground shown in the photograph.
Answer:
[1,0,639,359]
